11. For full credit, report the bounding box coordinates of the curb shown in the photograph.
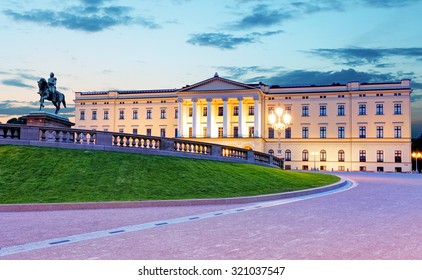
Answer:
[0,178,348,212]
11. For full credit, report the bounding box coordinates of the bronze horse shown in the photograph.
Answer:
[37,78,66,114]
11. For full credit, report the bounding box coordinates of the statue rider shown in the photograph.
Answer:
[48,72,58,103]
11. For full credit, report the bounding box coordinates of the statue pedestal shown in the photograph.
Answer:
[23,111,74,128]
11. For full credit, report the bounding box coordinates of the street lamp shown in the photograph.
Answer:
[311,151,319,171]
[268,106,291,156]
[412,152,421,173]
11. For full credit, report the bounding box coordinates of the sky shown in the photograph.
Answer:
[0,0,421,138]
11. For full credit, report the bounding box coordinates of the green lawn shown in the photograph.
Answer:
[0,145,340,204]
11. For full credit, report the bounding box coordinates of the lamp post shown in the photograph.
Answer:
[268,106,291,156]
[311,151,319,171]
[412,152,421,173]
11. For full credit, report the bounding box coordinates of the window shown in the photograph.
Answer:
[175,108,178,119]
[160,109,166,119]
[285,106,291,114]
[359,126,366,138]
[320,150,327,161]
[248,106,254,116]
[175,128,178,137]
[133,128,138,135]
[338,150,345,162]
[359,104,366,115]
[338,127,345,138]
[359,150,366,162]
[188,107,193,117]
[188,127,192,138]
[394,103,402,115]
[268,127,274,139]
[92,110,97,120]
[338,105,345,116]
[203,107,207,117]
[319,105,327,116]
[376,126,384,138]
[302,127,309,138]
[160,128,166,138]
[133,110,138,120]
[395,150,402,163]
[233,106,239,116]
[119,110,124,120]
[104,110,109,120]
[394,126,402,138]
[80,111,85,120]
[285,149,291,161]
[249,127,254,137]
[302,150,309,161]
[285,127,291,139]
[218,106,223,116]
[146,128,152,136]
[320,127,327,138]
[218,127,223,138]
[146,109,152,119]
[119,128,124,133]
[377,150,384,162]
[233,126,239,138]
[376,104,384,115]
[302,105,309,116]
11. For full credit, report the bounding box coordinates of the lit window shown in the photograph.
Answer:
[338,127,345,138]
[302,150,309,161]
[376,104,384,115]
[394,103,402,114]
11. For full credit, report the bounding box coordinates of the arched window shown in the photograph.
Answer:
[338,150,345,162]
[268,149,274,155]
[320,150,327,161]
[285,149,291,161]
[302,149,309,161]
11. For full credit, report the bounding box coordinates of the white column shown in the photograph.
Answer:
[223,98,228,137]
[254,97,261,138]
[238,97,243,138]
[177,98,183,137]
[192,98,198,138]
[206,98,212,137]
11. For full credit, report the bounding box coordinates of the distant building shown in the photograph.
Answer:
[75,73,412,172]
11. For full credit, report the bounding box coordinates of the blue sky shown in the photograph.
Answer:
[1,0,421,137]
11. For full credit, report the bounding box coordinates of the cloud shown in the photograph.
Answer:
[0,100,74,119]
[2,79,34,89]
[229,5,293,30]
[253,68,397,86]
[187,30,282,50]
[309,47,422,66]
[359,0,417,8]
[217,65,283,79]
[3,0,160,32]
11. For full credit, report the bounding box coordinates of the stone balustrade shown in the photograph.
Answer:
[112,133,160,149]
[0,124,283,168]
[0,124,20,139]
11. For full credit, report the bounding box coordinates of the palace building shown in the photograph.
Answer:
[74,73,412,172]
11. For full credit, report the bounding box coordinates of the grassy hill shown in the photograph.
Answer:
[0,145,340,204]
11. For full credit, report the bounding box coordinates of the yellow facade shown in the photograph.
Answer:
[75,74,412,172]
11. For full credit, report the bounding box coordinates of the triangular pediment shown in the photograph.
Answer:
[179,74,257,92]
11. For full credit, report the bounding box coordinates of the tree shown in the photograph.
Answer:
[6,117,26,125]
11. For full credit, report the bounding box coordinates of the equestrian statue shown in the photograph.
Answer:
[37,72,67,114]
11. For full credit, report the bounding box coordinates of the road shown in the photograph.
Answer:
[1,172,421,260]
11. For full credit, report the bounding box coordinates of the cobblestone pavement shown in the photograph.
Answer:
[1,172,421,260]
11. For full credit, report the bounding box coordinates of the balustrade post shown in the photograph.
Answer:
[96,131,112,146]
[211,144,222,157]
[20,126,39,141]
[247,150,255,163]
[160,138,175,151]
[269,155,274,166]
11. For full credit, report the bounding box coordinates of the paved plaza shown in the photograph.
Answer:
[0,172,421,260]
